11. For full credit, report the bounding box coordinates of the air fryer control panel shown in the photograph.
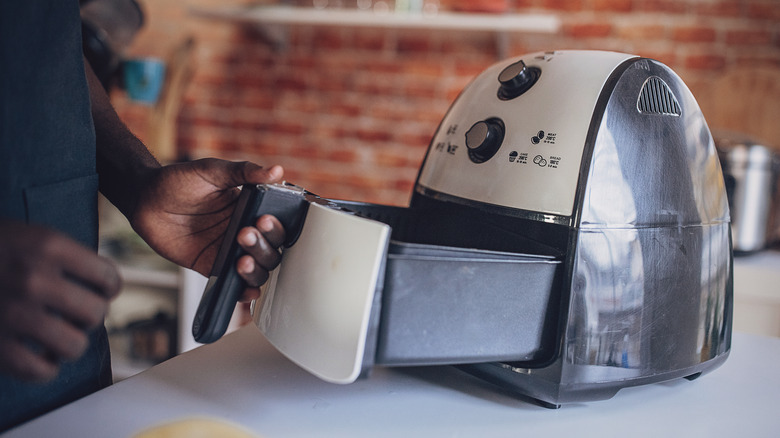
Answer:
[416,51,636,217]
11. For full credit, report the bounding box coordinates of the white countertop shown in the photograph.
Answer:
[733,250,780,300]
[733,250,780,337]
[4,326,780,438]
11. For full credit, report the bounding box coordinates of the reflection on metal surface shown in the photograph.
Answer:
[567,59,730,380]
[568,121,645,370]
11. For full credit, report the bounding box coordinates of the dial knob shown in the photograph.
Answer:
[497,60,541,100]
[465,118,505,163]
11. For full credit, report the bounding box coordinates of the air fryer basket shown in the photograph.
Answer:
[332,200,565,367]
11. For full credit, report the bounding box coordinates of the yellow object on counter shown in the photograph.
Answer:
[132,417,259,438]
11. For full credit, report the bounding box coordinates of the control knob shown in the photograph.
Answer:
[497,60,541,100]
[465,118,505,163]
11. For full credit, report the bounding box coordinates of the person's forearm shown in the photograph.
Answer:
[84,59,161,219]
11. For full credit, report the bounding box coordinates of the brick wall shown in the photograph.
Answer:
[114,0,780,206]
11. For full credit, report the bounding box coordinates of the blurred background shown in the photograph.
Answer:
[105,0,780,206]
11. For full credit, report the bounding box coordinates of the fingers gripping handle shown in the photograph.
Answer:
[192,184,308,344]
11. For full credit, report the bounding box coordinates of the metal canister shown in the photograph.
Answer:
[716,133,780,253]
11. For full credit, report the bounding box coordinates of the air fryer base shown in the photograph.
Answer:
[458,351,730,409]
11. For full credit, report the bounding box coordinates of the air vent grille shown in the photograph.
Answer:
[637,76,681,116]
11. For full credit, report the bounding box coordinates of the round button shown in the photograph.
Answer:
[465,118,505,163]
[497,60,541,100]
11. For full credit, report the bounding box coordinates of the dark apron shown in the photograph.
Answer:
[0,0,112,431]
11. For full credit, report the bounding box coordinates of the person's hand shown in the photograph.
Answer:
[0,220,121,381]
[130,159,286,302]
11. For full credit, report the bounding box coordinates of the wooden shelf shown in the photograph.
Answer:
[192,5,559,58]
[192,5,560,33]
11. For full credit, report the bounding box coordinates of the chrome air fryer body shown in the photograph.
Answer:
[242,50,733,406]
[410,51,733,407]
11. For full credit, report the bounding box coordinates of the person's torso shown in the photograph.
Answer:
[0,0,99,246]
[0,0,111,432]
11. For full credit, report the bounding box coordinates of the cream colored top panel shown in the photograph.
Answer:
[417,51,636,216]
